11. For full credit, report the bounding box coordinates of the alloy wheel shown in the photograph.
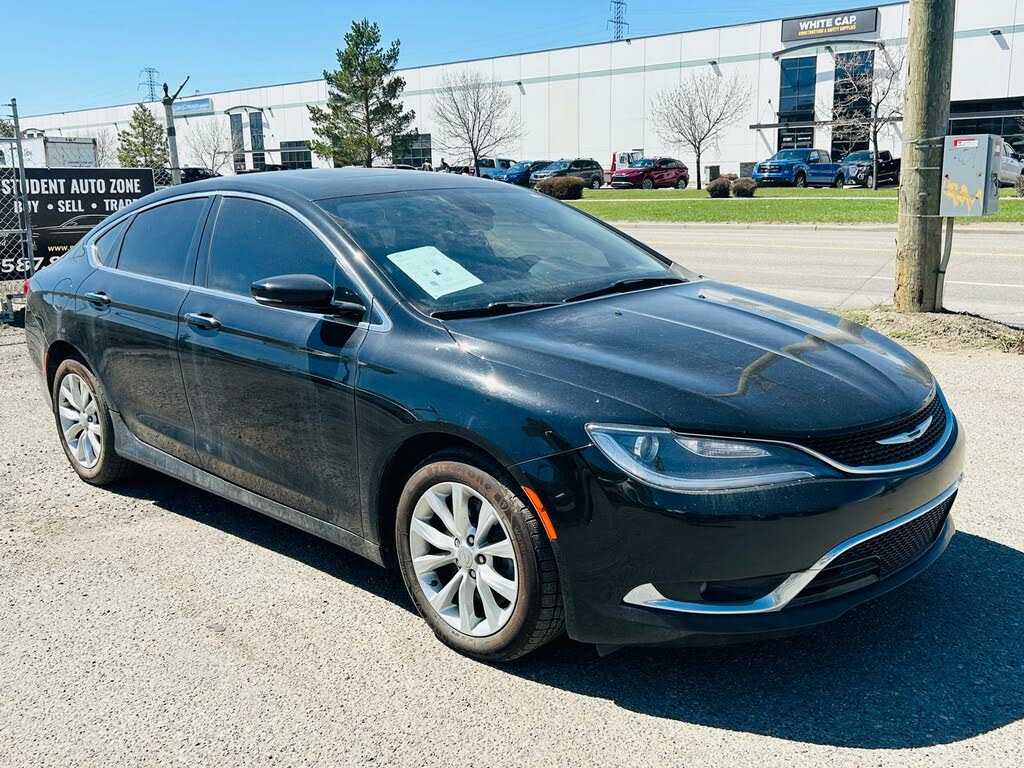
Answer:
[408,481,519,637]
[58,373,102,469]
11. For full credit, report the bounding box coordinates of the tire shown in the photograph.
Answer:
[832,174,845,188]
[52,358,135,485]
[865,172,874,190]
[642,177,654,190]
[396,450,564,661]
[794,173,806,188]
[591,176,602,189]
[676,177,688,189]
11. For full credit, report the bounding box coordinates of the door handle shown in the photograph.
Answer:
[83,291,111,306]
[184,312,222,331]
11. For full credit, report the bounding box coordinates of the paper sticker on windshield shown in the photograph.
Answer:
[386,246,483,299]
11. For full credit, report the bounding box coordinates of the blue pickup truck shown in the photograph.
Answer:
[752,148,846,188]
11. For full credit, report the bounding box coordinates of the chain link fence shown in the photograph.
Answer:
[1,166,31,301]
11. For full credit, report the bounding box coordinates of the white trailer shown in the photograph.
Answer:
[0,136,97,168]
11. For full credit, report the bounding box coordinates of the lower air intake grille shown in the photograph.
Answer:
[795,492,956,604]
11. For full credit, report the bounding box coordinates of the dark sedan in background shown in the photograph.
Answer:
[610,157,689,189]
[25,169,964,661]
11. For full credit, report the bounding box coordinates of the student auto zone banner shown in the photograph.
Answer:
[1,167,155,275]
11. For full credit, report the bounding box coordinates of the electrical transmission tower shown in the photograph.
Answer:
[608,0,628,40]
[138,68,160,102]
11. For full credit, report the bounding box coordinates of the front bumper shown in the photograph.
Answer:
[611,176,642,188]
[752,172,795,185]
[515,414,965,647]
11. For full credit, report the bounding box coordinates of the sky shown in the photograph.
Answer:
[7,0,883,117]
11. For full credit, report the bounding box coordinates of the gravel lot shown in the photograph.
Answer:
[2,324,1022,767]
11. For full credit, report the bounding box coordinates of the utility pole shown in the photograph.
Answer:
[893,0,956,312]
[161,76,189,186]
[10,98,35,276]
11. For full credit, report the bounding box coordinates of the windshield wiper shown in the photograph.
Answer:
[431,301,558,320]
[562,276,686,303]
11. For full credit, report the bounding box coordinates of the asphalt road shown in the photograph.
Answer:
[1,326,1022,767]
[617,223,1024,327]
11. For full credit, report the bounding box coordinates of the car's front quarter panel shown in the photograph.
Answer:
[352,306,662,544]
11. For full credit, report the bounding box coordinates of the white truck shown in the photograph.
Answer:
[0,136,98,168]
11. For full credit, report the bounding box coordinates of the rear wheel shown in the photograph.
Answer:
[396,452,564,661]
[52,358,135,485]
[590,176,602,189]
[832,174,845,188]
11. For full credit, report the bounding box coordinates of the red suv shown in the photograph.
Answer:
[610,157,689,189]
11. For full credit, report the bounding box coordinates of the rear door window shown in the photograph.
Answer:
[205,198,339,296]
[92,218,130,265]
[117,199,207,281]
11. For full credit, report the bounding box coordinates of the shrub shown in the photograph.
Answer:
[722,172,739,181]
[536,176,586,200]
[731,177,757,198]
[705,177,731,198]
[1015,175,1024,198]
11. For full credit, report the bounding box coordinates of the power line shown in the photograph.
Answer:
[607,0,629,40]
[138,68,160,102]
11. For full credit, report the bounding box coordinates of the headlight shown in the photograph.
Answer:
[585,424,825,491]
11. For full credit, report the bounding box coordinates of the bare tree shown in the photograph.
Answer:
[92,128,118,167]
[829,45,906,188]
[183,118,238,174]
[432,69,522,168]
[650,70,752,189]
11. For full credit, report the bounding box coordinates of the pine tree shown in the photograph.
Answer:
[308,19,415,167]
[117,104,169,170]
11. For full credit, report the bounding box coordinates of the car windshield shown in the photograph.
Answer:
[845,151,872,162]
[545,161,570,171]
[771,150,810,161]
[508,161,535,172]
[629,159,655,168]
[319,187,692,315]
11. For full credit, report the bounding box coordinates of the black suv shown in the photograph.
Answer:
[530,158,605,189]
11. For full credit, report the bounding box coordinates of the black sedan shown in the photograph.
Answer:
[24,169,964,660]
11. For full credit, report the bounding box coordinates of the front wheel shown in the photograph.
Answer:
[794,173,806,188]
[396,453,564,661]
[676,177,688,189]
[642,177,654,190]
[865,172,875,190]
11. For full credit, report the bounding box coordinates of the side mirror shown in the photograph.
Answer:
[251,273,366,319]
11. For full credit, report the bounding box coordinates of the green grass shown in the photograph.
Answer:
[569,195,1024,224]
[586,186,900,200]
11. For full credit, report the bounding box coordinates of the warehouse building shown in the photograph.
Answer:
[20,1,1024,177]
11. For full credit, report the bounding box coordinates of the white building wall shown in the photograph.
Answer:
[22,2,1023,177]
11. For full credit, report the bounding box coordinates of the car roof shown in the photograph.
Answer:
[120,168,518,214]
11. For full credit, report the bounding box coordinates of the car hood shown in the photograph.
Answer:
[446,281,935,438]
